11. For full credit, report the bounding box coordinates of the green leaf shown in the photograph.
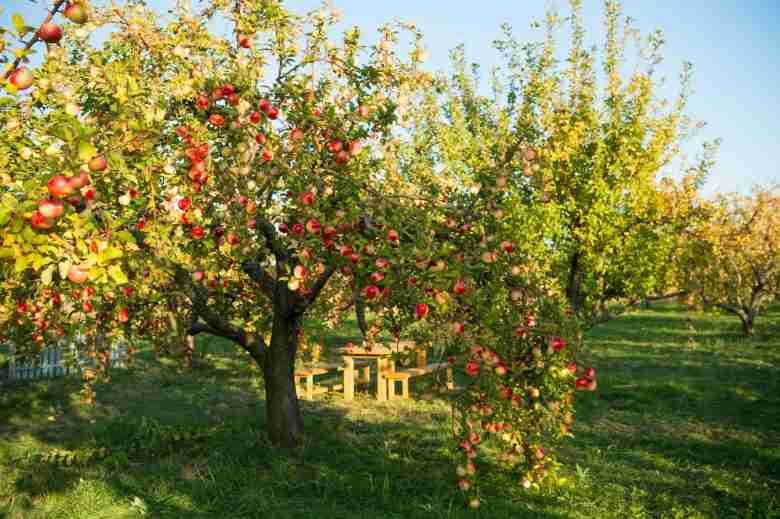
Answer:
[12,14,25,36]
[0,207,11,227]
[108,264,128,284]
[98,246,123,265]
[41,265,54,285]
[78,140,97,162]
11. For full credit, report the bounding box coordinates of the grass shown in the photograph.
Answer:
[1,305,779,518]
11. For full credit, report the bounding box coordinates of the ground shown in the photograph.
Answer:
[1,304,778,518]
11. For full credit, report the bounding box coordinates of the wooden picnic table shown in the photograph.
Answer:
[337,342,424,401]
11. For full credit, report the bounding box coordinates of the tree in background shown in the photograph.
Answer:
[679,186,780,336]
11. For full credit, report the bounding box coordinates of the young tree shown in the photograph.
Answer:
[679,187,780,336]
[0,0,588,501]
[457,0,714,323]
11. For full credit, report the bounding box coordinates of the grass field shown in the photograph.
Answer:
[1,305,779,519]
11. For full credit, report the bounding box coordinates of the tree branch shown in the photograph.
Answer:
[4,0,68,80]
[241,259,277,300]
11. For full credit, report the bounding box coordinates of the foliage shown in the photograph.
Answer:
[678,186,780,336]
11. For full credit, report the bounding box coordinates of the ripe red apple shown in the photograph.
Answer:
[67,265,89,284]
[290,128,304,141]
[37,22,63,43]
[238,34,252,48]
[209,113,225,127]
[9,68,34,91]
[387,229,399,242]
[585,367,596,379]
[415,303,429,319]
[249,111,262,124]
[292,223,304,236]
[30,210,54,230]
[465,361,480,377]
[306,218,321,235]
[64,2,88,24]
[178,198,191,211]
[227,233,239,245]
[118,307,129,322]
[299,192,315,206]
[258,99,270,112]
[551,336,566,351]
[327,140,343,153]
[262,148,273,162]
[364,285,380,300]
[278,223,289,234]
[48,175,73,198]
[575,377,590,390]
[357,105,370,118]
[501,240,514,253]
[193,271,205,282]
[375,258,389,269]
[38,199,64,219]
[451,322,465,334]
[293,265,307,279]
[88,155,107,172]
[453,279,467,295]
[196,95,210,109]
[266,106,279,119]
[335,150,350,165]
[494,362,508,376]
[369,271,385,283]
[191,225,205,239]
[248,218,257,230]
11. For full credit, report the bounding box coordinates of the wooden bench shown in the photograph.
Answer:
[385,371,413,399]
[294,367,330,400]
[407,362,455,390]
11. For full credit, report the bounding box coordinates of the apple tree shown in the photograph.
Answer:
[0,0,590,504]
[678,186,780,336]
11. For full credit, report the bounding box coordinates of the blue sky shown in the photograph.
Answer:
[3,0,778,196]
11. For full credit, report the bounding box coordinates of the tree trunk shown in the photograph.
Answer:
[567,250,583,313]
[262,311,304,447]
[741,313,755,337]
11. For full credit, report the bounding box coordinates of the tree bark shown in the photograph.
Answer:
[262,310,304,448]
[567,250,583,313]
[740,313,755,337]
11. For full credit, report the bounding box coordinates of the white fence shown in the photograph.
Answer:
[7,338,128,381]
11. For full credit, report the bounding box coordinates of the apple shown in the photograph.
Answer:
[465,361,480,377]
[299,192,315,206]
[278,223,289,234]
[64,2,89,24]
[499,386,512,399]
[458,480,471,492]
[249,111,262,124]
[348,140,362,156]
[262,148,273,162]
[48,175,73,198]
[258,99,270,112]
[387,229,399,242]
[327,140,343,153]
[38,199,64,219]
[551,336,566,351]
[357,105,370,118]
[37,22,63,43]
[247,218,257,230]
[266,106,279,119]
[468,498,480,509]
[415,303,429,319]
[9,68,34,91]
[451,322,465,334]
[227,233,239,245]
[494,362,508,376]
[453,279,467,295]
[375,258,389,269]
[238,34,252,48]
[88,155,107,172]
[209,113,225,126]
[193,271,205,282]
[334,150,350,165]
[501,240,514,253]
[292,223,304,236]
[212,225,225,238]
[306,218,321,235]
[30,210,54,230]
[68,171,89,190]
[196,95,210,109]
[118,307,129,322]
[290,128,304,141]
[585,367,596,379]
[293,265,307,279]
[191,225,205,239]
[364,285,380,300]
[178,198,191,211]
[67,265,89,284]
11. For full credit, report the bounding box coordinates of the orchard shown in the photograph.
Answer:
[0,0,777,516]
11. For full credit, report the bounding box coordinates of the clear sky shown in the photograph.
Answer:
[3,0,778,196]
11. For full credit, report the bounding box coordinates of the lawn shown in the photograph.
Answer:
[1,305,779,519]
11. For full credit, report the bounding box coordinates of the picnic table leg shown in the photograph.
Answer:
[305,374,314,401]
[343,356,355,401]
[376,358,387,401]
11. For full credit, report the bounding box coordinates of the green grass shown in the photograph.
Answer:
[1,305,779,518]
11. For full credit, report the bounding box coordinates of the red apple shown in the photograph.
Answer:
[415,303,429,319]
[209,113,225,127]
[364,285,380,300]
[453,278,467,295]
[8,68,34,91]
[387,229,399,242]
[585,367,596,379]
[293,265,307,279]
[551,336,566,351]
[299,192,315,206]
[63,2,88,24]
[37,22,63,43]
[357,105,370,118]
[67,265,89,284]
[266,106,279,119]
[335,150,350,165]
[327,140,343,153]
[465,361,480,377]
[290,128,304,141]
[68,171,89,190]
[292,223,304,236]
[196,95,209,109]
[227,233,239,245]
[258,99,270,112]
[262,148,273,162]
[306,218,321,235]
[48,175,73,198]
[238,34,252,48]
[348,140,362,156]
[178,198,191,211]
[118,307,129,322]
[278,223,289,234]
[30,210,54,230]
[38,199,64,219]
[191,225,205,239]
